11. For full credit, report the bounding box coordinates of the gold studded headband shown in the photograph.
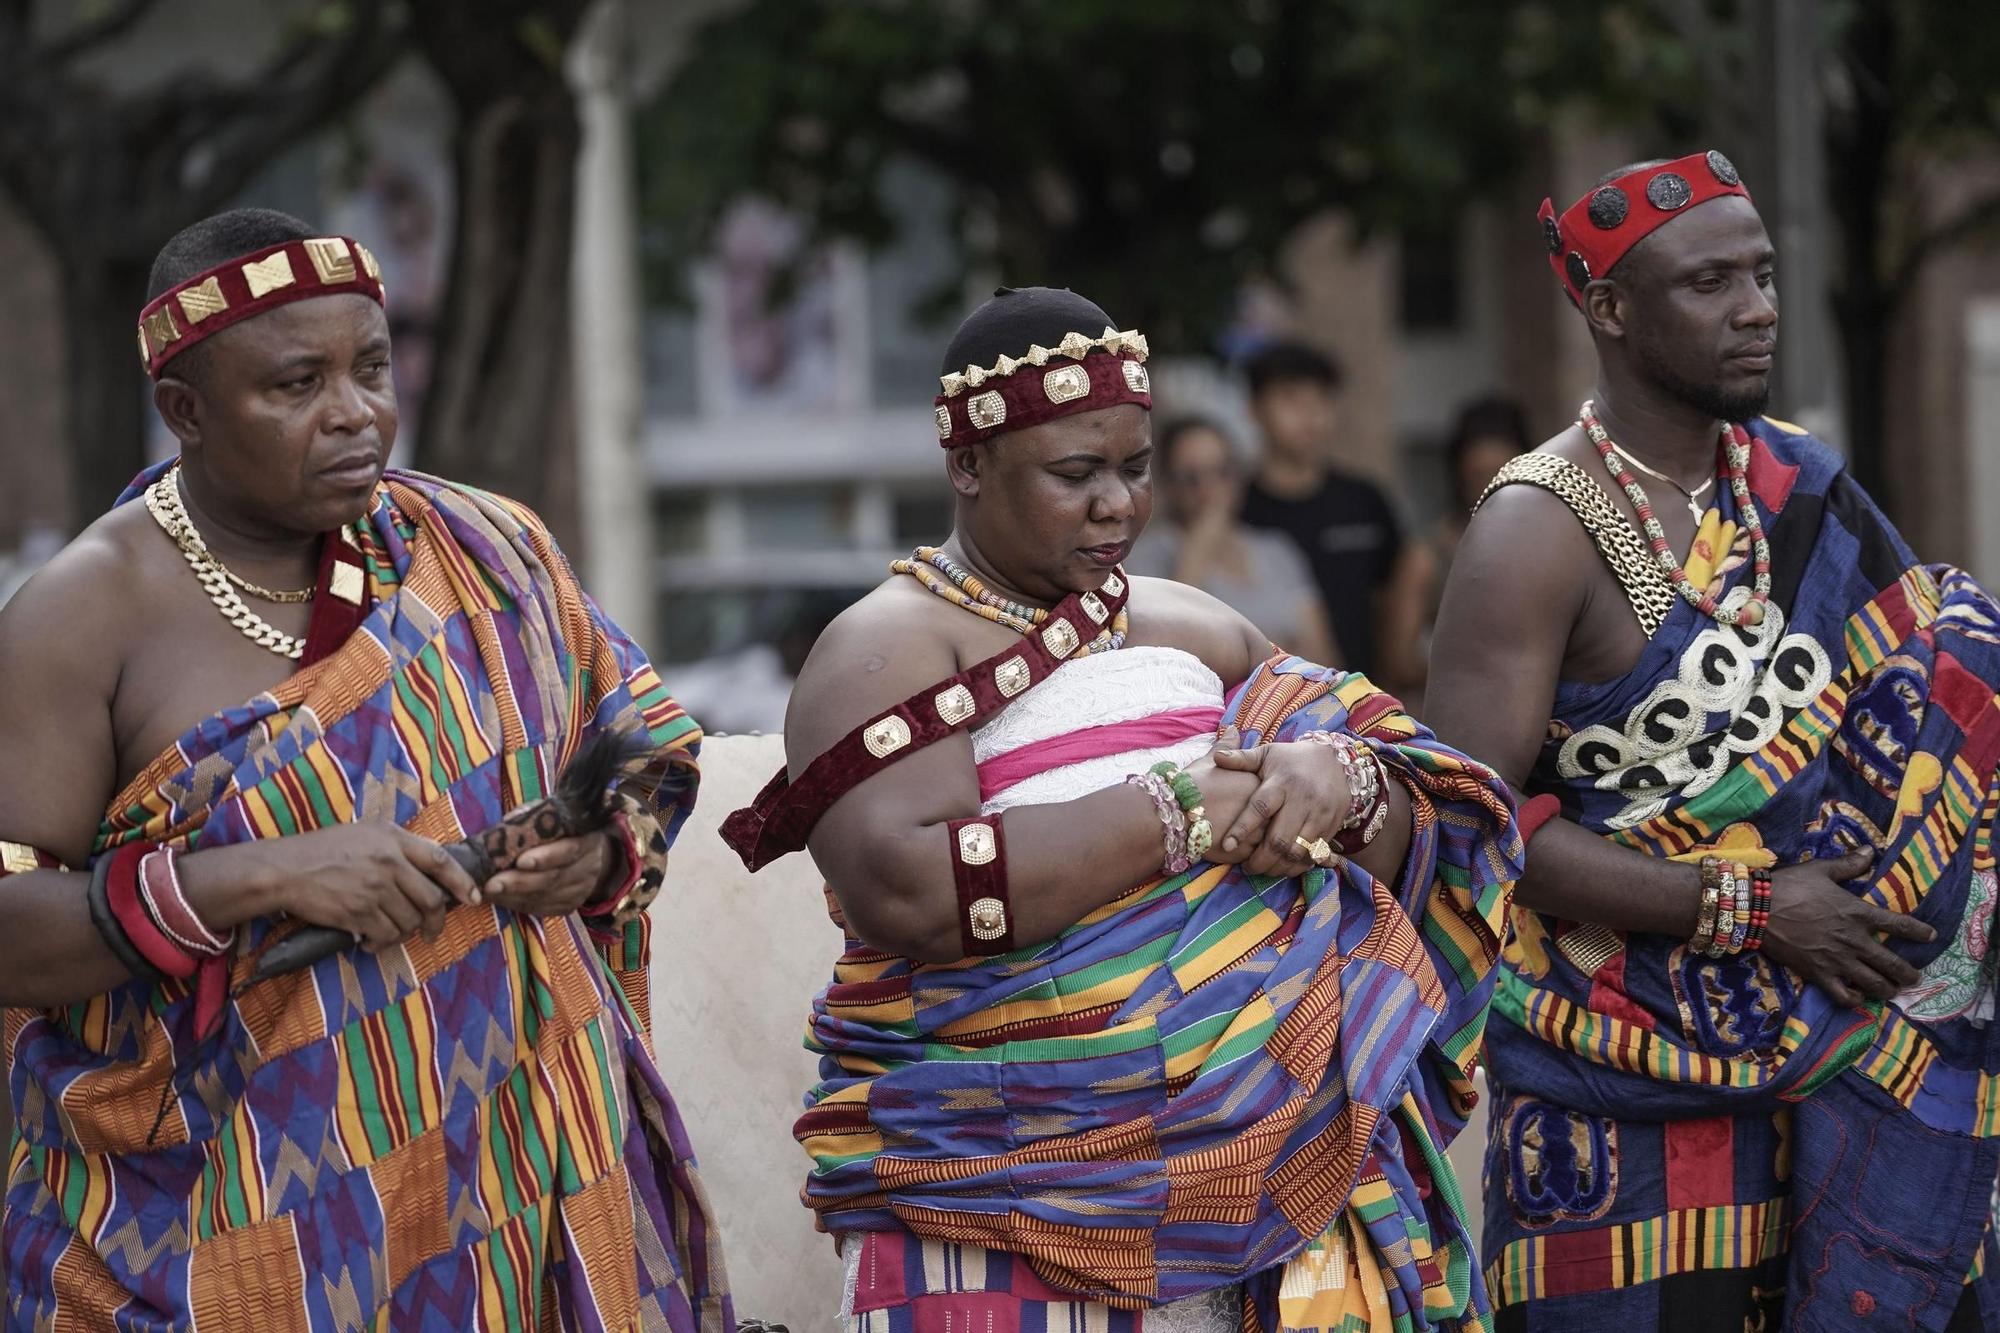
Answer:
[934,326,1151,446]
[136,236,387,380]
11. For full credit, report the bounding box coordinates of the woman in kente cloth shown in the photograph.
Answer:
[722,287,1525,1332]
[0,211,729,1331]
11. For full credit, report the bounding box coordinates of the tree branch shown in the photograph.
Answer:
[167,0,407,223]
[1892,186,2000,294]
[41,0,159,62]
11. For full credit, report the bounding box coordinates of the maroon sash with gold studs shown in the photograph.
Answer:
[719,572,1130,871]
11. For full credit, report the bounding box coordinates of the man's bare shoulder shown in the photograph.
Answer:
[1460,433,1602,561]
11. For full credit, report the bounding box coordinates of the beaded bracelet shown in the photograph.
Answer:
[138,847,232,958]
[1148,761,1214,865]
[1296,730,1391,857]
[1720,863,1746,956]
[1694,856,1723,955]
[1126,771,1192,875]
[1744,867,1773,952]
[1720,862,1745,956]
[1692,859,1758,958]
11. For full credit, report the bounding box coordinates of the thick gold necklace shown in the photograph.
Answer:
[144,469,307,660]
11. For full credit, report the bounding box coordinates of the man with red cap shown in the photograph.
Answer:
[1429,153,2000,1329]
[0,209,730,1330]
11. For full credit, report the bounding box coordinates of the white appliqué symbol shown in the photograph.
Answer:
[1557,590,1832,830]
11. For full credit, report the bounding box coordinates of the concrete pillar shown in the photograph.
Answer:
[569,0,658,652]
[1765,0,1844,441]
[1964,299,2000,587]
[1279,212,1401,483]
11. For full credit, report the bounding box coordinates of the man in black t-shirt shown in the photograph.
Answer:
[1237,342,1426,694]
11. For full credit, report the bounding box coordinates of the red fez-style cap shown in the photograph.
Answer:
[1538,150,1752,307]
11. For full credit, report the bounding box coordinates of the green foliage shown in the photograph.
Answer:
[636,0,1707,350]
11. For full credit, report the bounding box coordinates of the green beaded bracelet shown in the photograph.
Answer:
[1148,760,1204,813]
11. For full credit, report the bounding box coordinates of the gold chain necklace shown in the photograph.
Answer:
[157,471,314,603]
[144,469,307,660]
[1605,440,1714,522]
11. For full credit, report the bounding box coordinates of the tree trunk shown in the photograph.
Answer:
[414,93,581,544]
[60,251,154,522]
[1835,287,1891,506]
[409,1,590,548]
[1825,0,1895,500]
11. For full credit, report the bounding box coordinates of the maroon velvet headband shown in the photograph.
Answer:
[1538,150,1752,306]
[136,236,387,380]
[934,326,1151,446]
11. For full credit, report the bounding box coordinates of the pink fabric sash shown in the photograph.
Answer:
[976,706,1223,802]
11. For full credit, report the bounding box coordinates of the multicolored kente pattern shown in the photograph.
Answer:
[800,659,1523,1331]
[1483,419,2000,1330]
[4,468,731,1331]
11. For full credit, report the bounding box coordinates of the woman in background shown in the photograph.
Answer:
[1429,395,1531,589]
[1128,416,1339,666]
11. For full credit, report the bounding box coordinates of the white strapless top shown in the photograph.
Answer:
[970,646,1225,813]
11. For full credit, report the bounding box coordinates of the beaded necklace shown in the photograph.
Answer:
[1605,440,1714,522]
[893,545,1129,653]
[1580,400,1772,627]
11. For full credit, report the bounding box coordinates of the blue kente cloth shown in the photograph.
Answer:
[1483,419,2000,1330]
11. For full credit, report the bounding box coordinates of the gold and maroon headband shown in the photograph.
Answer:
[1539,150,1752,306]
[934,326,1151,446]
[136,236,387,380]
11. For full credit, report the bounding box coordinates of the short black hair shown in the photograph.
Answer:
[146,208,318,385]
[147,207,319,299]
[940,286,1118,378]
[1243,341,1342,398]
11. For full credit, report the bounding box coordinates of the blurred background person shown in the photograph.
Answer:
[1238,343,1429,698]
[1423,394,1532,630]
[1128,416,1338,666]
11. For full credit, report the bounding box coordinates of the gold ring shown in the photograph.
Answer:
[1293,835,1335,865]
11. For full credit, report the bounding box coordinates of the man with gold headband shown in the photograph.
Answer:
[721,286,1525,1330]
[0,209,730,1329]
[1428,151,2000,1329]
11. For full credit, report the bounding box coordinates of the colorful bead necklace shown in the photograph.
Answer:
[893,545,1129,653]
[1580,400,1771,627]
[1605,439,1714,522]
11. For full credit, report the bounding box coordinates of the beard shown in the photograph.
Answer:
[1631,328,1773,423]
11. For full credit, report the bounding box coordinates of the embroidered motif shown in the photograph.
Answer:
[1805,798,1888,863]
[1834,653,1929,799]
[1669,943,1796,1057]
[1897,866,1999,1024]
[1558,593,1830,828]
[1503,1096,1619,1227]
